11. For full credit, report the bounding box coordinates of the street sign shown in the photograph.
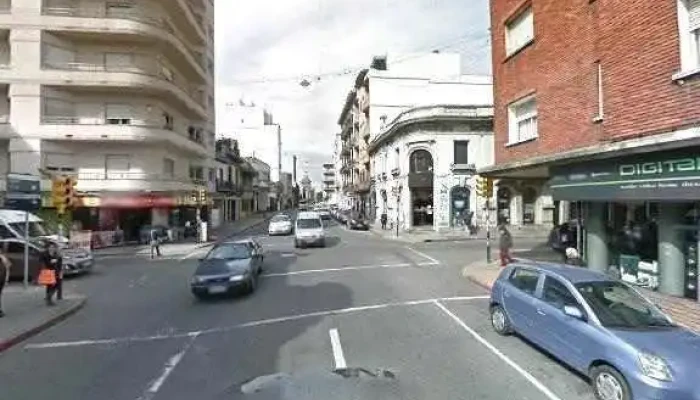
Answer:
[5,174,42,212]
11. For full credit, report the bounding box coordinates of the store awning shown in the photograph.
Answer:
[549,148,700,201]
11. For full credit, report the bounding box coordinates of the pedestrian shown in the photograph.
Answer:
[0,247,11,317]
[564,247,584,266]
[41,242,62,306]
[498,225,514,267]
[150,228,162,259]
[380,212,387,230]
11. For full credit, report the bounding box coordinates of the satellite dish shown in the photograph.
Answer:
[299,79,311,88]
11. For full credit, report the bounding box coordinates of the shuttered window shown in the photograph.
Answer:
[105,155,131,179]
[505,7,534,55]
[106,104,131,125]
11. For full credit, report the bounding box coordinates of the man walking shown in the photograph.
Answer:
[42,242,63,306]
[150,228,162,259]
[498,225,514,267]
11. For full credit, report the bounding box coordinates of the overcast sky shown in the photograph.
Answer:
[215,0,491,184]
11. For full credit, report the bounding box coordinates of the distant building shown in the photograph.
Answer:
[246,157,272,212]
[322,163,337,204]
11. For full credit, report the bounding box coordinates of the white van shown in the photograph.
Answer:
[0,209,94,278]
[294,211,326,248]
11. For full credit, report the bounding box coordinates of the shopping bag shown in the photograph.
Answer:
[37,269,56,286]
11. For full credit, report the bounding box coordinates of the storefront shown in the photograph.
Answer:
[550,148,700,301]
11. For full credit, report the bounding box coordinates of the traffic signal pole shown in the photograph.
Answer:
[485,198,492,264]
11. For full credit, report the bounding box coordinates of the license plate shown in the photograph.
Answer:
[208,285,227,294]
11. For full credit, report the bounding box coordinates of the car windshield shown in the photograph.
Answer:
[575,281,674,329]
[205,244,251,260]
[271,215,291,223]
[10,221,49,238]
[297,219,322,229]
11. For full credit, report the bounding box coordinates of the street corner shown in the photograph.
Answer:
[0,294,87,353]
[461,262,501,292]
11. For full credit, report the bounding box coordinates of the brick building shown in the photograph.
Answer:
[483,0,700,300]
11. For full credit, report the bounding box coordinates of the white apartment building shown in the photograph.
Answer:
[0,0,216,241]
[367,53,495,232]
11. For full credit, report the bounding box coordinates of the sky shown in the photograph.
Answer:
[215,0,491,184]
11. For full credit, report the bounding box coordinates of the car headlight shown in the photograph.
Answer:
[191,276,204,284]
[229,274,246,282]
[638,352,673,381]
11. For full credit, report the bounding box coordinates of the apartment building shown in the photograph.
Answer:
[322,162,336,204]
[0,0,216,240]
[483,0,700,299]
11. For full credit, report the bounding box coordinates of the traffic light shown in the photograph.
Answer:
[51,176,77,215]
[476,176,487,197]
[485,177,494,198]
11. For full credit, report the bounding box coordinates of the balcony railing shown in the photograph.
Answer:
[41,115,207,149]
[42,6,205,72]
[42,58,204,107]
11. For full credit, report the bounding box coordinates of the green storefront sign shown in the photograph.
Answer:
[549,148,700,201]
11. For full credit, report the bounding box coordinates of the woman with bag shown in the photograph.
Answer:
[0,248,11,317]
[39,242,62,306]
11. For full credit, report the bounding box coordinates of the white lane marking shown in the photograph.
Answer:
[25,296,489,350]
[137,334,199,400]
[260,262,439,278]
[433,301,563,400]
[280,253,296,258]
[405,246,441,265]
[178,247,209,261]
[329,328,347,369]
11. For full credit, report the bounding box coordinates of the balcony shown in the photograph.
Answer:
[215,179,243,195]
[451,163,477,174]
[75,172,203,192]
[39,115,209,156]
[41,4,207,77]
[41,57,206,117]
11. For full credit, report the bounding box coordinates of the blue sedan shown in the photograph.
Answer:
[489,262,700,400]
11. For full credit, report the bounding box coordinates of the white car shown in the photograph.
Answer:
[268,214,293,236]
[294,211,326,248]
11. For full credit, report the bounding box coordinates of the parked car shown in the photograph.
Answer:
[489,262,700,400]
[294,211,326,248]
[2,238,94,280]
[268,214,293,236]
[317,209,332,222]
[190,240,263,299]
[337,210,351,225]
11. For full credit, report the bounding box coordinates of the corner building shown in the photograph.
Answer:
[484,0,700,300]
[0,0,216,241]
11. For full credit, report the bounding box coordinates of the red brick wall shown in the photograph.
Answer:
[491,0,700,166]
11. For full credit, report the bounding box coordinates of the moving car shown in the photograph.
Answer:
[268,214,293,236]
[190,240,263,299]
[347,212,369,230]
[317,209,332,222]
[294,211,325,248]
[489,262,700,400]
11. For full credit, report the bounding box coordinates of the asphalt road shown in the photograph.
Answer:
[0,219,594,400]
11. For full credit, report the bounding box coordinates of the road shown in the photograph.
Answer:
[0,220,593,400]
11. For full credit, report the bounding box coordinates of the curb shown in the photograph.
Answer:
[0,296,87,353]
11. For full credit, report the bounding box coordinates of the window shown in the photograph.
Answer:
[542,277,578,309]
[163,158,174,178]
[105,155,131,178]
[678,0,700,73]
[106,104,131,125]
[453,141,469,164]
[508,95,538,144]
[505,6,534,55]
[508,268,540,294]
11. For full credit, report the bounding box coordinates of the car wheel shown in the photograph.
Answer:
[294,240,299,248]
[490,304,513,335]
[319,240,326,248]
[591,365,631,400]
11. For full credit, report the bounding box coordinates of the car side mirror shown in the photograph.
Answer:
[563,305,586,321]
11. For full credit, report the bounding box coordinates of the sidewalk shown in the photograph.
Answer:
[462,259,700,334]
[94,213,270,257]
[0,284,86,352]
[369,223,550,243]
